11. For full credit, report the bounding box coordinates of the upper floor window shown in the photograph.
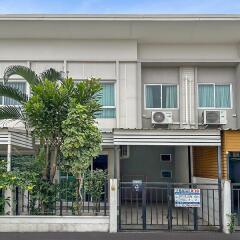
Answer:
[145,84,178,109]
[198,84,231,109]
[98,83,116,118]
[0,81,26,106]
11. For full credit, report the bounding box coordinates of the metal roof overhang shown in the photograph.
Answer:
[113,129,221,146]
[0,128,33,149]
[0,128,221,149]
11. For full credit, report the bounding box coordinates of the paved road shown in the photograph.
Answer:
[0,232,239,240]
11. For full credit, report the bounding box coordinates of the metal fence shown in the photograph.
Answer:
[231,183,240,229]
[1,180,109,216]
[119,182,221,231]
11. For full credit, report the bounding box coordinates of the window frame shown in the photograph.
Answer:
[0,79,28,106]
[144,83,179,110]
[197,83,232,110]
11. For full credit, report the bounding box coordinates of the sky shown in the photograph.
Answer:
[0,0,239,14]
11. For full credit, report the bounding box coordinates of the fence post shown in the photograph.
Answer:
[222,180,231,234]
[109,179,118,233]
[4,188,13,215]
[15,187,19,215]
[142,183,147,230]
[167,183,172,231]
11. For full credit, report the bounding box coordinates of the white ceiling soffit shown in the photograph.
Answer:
[0,15,240,43]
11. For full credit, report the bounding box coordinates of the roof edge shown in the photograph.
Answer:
[0,14,240,21]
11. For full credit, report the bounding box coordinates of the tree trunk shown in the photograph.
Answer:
[49,147,58,183]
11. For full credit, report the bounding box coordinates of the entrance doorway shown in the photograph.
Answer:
[229,152,240,183]
[92,155,108,172]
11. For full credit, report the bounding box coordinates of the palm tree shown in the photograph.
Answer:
[0,65,63,122]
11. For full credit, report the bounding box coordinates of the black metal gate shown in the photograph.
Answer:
[119,182,221,231]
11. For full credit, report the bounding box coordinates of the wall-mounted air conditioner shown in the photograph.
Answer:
[203,110,227,125]
[151,111,173,124]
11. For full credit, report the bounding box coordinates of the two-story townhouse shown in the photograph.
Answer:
[0,14,240,232]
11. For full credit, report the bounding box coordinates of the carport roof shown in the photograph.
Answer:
[113,129,221,146]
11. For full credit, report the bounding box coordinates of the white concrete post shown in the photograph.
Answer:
[222,180,232,234]
[5,144,13,215]
[109,179,118,233]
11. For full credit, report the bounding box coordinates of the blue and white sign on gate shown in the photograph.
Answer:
[174,188,201,207]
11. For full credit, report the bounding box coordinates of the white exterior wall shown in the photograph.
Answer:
[174,147,189,183]
[139,44,239,61]
[0,39,239,130]
[0,216,109,232]
[119,62,138,128]
[0,39,139,130]
[0,39,137,61]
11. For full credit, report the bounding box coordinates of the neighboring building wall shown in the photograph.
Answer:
[120,146,175,182]
[222,130,240,180]
[192,146,218,179]
[174,146,189,183]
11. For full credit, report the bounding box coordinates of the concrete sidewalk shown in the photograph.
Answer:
[0,232,239,240]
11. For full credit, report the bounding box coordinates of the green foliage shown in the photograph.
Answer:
[0,66,63,122]
[84,169,108,207]
[0,159,37,215]
[61,103,102,176]
[24,79,72,140]
[0,85,28,103]
[0,160,36,190]
[24,77,102,182]
[227,213,237,233]
[3,65,63,86]
[29,180,60,215]
[3,65,40,86]
[0,106,24,121]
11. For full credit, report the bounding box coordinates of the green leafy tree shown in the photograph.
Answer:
[61,102,102,211]
[0,65,63,121]
[24,78,102,183]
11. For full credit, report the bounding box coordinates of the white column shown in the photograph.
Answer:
[222,180,232,234]
[5,144,13,215]
[109,179,118,233]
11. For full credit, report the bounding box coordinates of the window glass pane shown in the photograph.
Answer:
[4,82,26,105]
[99,83,115,106]
[97,83,115,118]
[98,108,116,118]
[198,84,214,107]
[146,85,161,108]
[215,85,230,108]
[162,85,177,108]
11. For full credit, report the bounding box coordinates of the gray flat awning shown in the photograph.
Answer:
[113,129,221,146]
